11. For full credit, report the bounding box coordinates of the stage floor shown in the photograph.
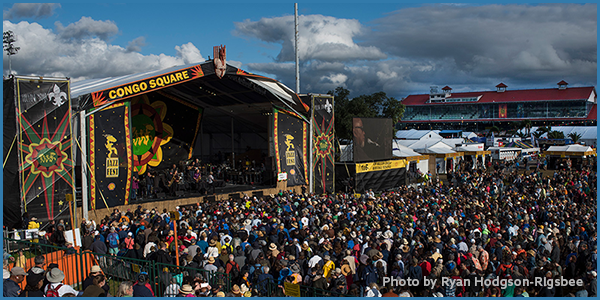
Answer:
[131,182,275,204]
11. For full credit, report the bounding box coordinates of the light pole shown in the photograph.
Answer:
[3,30,20,76]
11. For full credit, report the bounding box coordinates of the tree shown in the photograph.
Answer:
[329,87,404,140]
[520,119,532,135]
[567,132,582,144]
[548,130,565,139]
[536,126,552,135]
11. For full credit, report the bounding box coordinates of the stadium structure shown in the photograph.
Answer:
[400,81,597,131]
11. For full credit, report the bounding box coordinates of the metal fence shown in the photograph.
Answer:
[4,238,351,297]
[3,238,231,296]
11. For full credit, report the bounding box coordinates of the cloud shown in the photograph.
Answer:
[3,3,60,20]
[240,4,596,99]
[3,20,205,80]
[175,42,204,64]
[126,37,146,52]
[55,16,119,41]
[234,14,386,63]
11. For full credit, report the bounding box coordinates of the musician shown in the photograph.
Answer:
[192,167,204,194]
[145,170,155,198]
[168,164,180,196]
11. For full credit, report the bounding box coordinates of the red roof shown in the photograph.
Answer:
[496,83,508,88]
[402,86,595,106]
[557,80,569,85]
[587,104,597,120]
[442,86,452,90]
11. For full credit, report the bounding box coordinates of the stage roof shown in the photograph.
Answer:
[71,61,308,133]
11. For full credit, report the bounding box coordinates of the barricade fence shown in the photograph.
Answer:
[4,238,351,297]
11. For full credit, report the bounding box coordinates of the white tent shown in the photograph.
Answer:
[395,129,442,140]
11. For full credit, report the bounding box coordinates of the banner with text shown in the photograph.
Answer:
[273,108,308,187]
[89,102,133,210]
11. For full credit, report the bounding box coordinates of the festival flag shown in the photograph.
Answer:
[499,104,508,118]
[311,95,335,194]
[15,78,75,224]
[273,107,308,186]
[89,102,133,210]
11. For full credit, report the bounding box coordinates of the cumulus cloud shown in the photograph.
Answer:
[3,20,205,80]
[55,16,119,41]
[240,4,596,98]
[234,14,386,62]
[3,3,60,20]
[126,37,146,52]
[175,42,204,64]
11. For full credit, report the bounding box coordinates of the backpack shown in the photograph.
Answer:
[108,233,119,248]
[46,284,63,297]
[228,261,240,281]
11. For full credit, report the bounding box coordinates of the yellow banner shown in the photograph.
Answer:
[356,159,407,174]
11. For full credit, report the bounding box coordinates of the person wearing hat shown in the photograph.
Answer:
[204,256,218,274]
[178,284,195,297]
[26,255,46,286]
[43,268,81,297]
[289,264,303,284]
[4,267,27,297]
[82,265,109,294]
[133,272,154,297]
[230,284,243,297]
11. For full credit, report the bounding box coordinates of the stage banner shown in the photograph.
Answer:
[499,104,507,118]
[15,78,75,224]
[355,164,406,192]
[311,95,335,194]
[273,107,308,187]
[89,102,133,210]
[131,92,202,175]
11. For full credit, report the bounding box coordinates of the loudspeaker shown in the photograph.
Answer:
[175,191,185,197]
[156,192,166,199]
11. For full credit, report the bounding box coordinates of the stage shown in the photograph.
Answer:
[78,180,300,224]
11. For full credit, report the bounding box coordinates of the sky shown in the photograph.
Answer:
[2,2,597,99]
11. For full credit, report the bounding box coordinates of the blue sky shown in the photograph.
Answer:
[3,3,597,99]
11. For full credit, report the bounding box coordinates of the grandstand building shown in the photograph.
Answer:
[400,81,597,131]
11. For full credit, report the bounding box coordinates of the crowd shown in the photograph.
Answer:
[3,162,597,297]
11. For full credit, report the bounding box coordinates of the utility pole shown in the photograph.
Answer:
[3,30,20,75]
[294,3,300,94]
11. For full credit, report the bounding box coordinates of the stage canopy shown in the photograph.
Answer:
[72,62,309,135]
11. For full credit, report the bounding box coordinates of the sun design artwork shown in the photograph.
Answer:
[25,138,69,177]
[18,108,74,218]
[314,133,333,158]
[131,95,173,174]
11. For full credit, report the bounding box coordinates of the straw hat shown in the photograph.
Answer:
[207,257,216,264]
[209,240,217,247]
[90,265,102,273]
[232,284,241,294]
[243,291,252,297]
[216,291,225,297]
[244,219,252,226]
[46,268,65,283]
[269,243,277,251]
[179,284,194,295]
[290,264,301,273]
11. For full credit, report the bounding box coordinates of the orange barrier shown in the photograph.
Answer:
[11,247,97,290]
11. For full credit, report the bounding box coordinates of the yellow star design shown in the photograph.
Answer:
[58,200,64,206]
